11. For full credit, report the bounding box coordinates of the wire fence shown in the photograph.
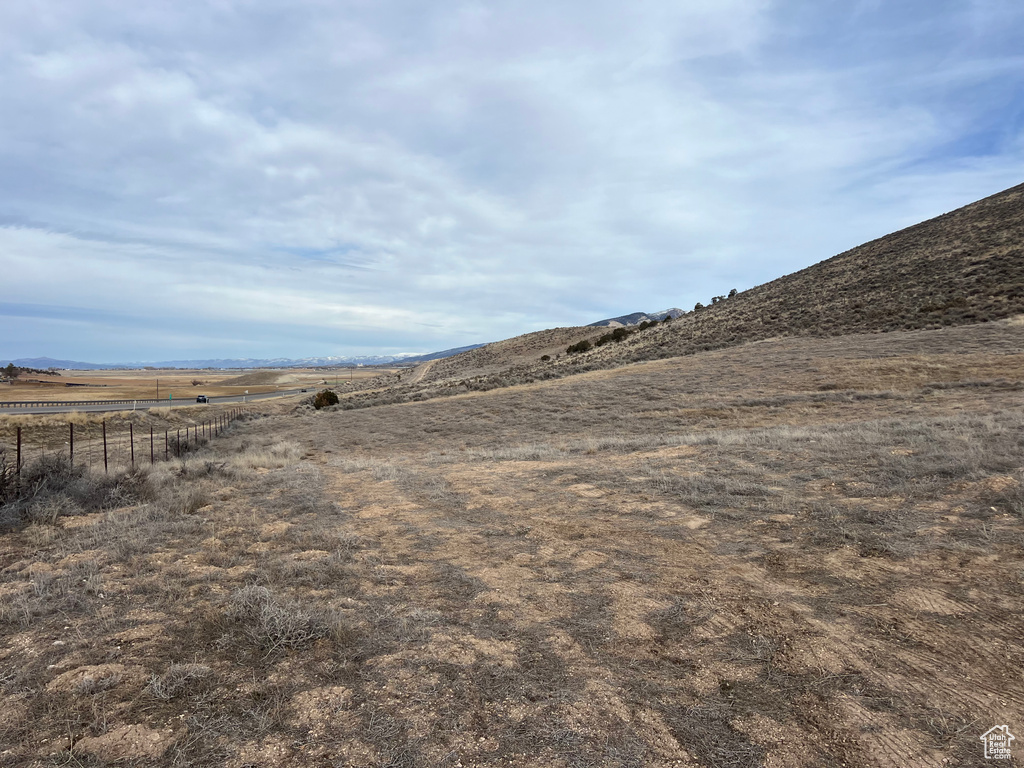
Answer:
[0,407,251,478]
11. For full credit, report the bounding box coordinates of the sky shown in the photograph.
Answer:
[2,0,1023,363]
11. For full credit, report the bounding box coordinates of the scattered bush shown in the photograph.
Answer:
[24,493,82,525]
[313,389,340,409]
[566,340,593,355]
[147,663,214,700]
[226,585,329,652]
[594,327,634,347]
[540,355,551,362]
[0,454,156,527]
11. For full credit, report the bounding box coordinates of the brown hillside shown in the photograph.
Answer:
[343,180,1024,408]
[620,179,1024,362]
[419,326,596,384]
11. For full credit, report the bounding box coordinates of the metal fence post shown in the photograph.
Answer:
[16,426,21,476]
[102,421,108,473]
[150,427,154,465]
[69,423,74,468]
[130,423,135,468]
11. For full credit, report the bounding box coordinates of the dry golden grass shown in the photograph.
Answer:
[0,367,391,403]
[1,323,1022,766]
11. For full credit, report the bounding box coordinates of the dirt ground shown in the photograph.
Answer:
[1,323,1022,766]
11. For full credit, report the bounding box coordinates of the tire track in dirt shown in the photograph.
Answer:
[405,360,435,386]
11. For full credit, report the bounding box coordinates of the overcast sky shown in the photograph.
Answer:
[2,0,1023,362]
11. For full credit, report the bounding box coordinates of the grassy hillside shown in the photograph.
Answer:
[419,326,596,384]
[616,179,1024,362]
[342,181,1024,409]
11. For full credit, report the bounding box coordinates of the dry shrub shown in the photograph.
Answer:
[165,484,211,516]
[76,671,122,695]
[226,585,329,652]
[313,389,340,409]
[23,493,82,525]
[147,663,215,700]
[230,441,302,470]
[0,455,156,528]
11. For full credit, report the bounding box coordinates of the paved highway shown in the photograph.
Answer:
[0,389,309,415]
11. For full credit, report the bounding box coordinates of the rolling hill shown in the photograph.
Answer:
[344,180,1024,408]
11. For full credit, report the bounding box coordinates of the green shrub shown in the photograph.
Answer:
[313,389,340,409]
[566,340,593,354]
[594,327,634,347]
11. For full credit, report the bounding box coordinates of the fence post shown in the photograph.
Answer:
[177,428,181,457]
[16,426,21,476]
[150,427,154,465]
[70,423,74,468]
[165,430,168,461]
[102,421,108,473]
[130,423,135,468]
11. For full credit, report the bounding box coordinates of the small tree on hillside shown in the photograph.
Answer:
[728,288,738,298]
[313,389,340,409]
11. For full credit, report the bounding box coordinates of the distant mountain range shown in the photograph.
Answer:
[2,345,488,371]
[588,308,686,327]
[5,307,688,371]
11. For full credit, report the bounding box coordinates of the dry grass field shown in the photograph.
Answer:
[0,368,392,403]
[1,320,1022,767]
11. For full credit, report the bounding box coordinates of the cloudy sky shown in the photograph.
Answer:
[2,0,1023,363]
